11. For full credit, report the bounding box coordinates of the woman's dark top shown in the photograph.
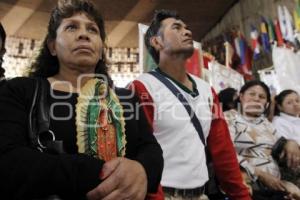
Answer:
[0,77,163,199]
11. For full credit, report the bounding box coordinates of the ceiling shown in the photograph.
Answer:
[0,0,238,47]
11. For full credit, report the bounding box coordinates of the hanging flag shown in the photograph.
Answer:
[274,19,284,46]
[239,33,246,65]
[202,52,214,68]
[185,47,201,76]
[144,52,158,72]
[238,33,253,78]
[278,5,287,40]
[138,23,158,73]
[283,6,295,43]
[294,0,300,31]
[231,30,243,70]
[267,18,276,43]
[224,41,234,68]
[250,25,261,60]
[234,33,241,58]
[223,34,234,68]
[260,17,271,52]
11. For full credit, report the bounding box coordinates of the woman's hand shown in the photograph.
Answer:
[255,168,286,192]
[283,140,300,169]
[282,181,300,200]
[86,157,147,200]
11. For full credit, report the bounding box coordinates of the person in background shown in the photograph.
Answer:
[130,9,251,200]
[273,89,300,144]
[224,80,300,200]
[218,87,238,112]
[273,89,300,189]
[0,22,6,80]
[0,0,163,199]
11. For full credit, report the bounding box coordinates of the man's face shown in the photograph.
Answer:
[156,18,194,58]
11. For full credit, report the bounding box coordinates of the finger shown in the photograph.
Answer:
[279,181,288,192]
[101,157,122,180]
[276,181,287,192]
[102,189,130,200]
[95,169,121,199]
[86,186,103,200]
[284,194,293,200]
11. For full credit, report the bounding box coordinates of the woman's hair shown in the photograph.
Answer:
[0,23,6,54]
[218,87,237,112]
[239,80,271,115]
[274,89,298,115]
[29,0,111,84]
[0,22,6,77]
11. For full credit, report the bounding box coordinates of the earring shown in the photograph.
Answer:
[51,51,56,56]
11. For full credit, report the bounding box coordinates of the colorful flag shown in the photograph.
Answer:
[274,19,284,46]
[223,34,234,68]
[295,0,300,31]
[260,17,271,52]
[283,6,295,43]
[238,33,253,78]
[224,41,234,68]
[250,25,261,60]
[144,53,158,72]
[185,48,201,77]
[267,18,276,42]
[234,34,241,58]
[278,5,287,40]
[202,52,214,69]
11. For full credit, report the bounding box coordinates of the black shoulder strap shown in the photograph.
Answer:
[28,78,50,150]
[148,70,206,146]
[36,78,50,134]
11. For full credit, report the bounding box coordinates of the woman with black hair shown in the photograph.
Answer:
[0,0,163,199]
[224,80,300,200]
[273,90,300,145]
[0,22,6,79]
[272,90,300,189]
[218,87,238,112]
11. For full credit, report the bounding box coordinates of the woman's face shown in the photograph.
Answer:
[279,92,300,117]
[240,85,268,117]
[48,12,102,73]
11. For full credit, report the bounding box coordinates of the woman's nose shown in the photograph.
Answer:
[252,95,260,101]
[77,28,90,41]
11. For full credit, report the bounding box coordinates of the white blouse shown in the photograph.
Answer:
[273,113,300,145]
[225,110,281,179]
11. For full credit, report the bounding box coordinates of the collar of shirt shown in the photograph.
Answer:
[238,113,265,125]
[155,67,199,97]
[280,112,300,122]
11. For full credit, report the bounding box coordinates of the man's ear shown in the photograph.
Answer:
[47,39,56,56]
[150,36,163,51]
